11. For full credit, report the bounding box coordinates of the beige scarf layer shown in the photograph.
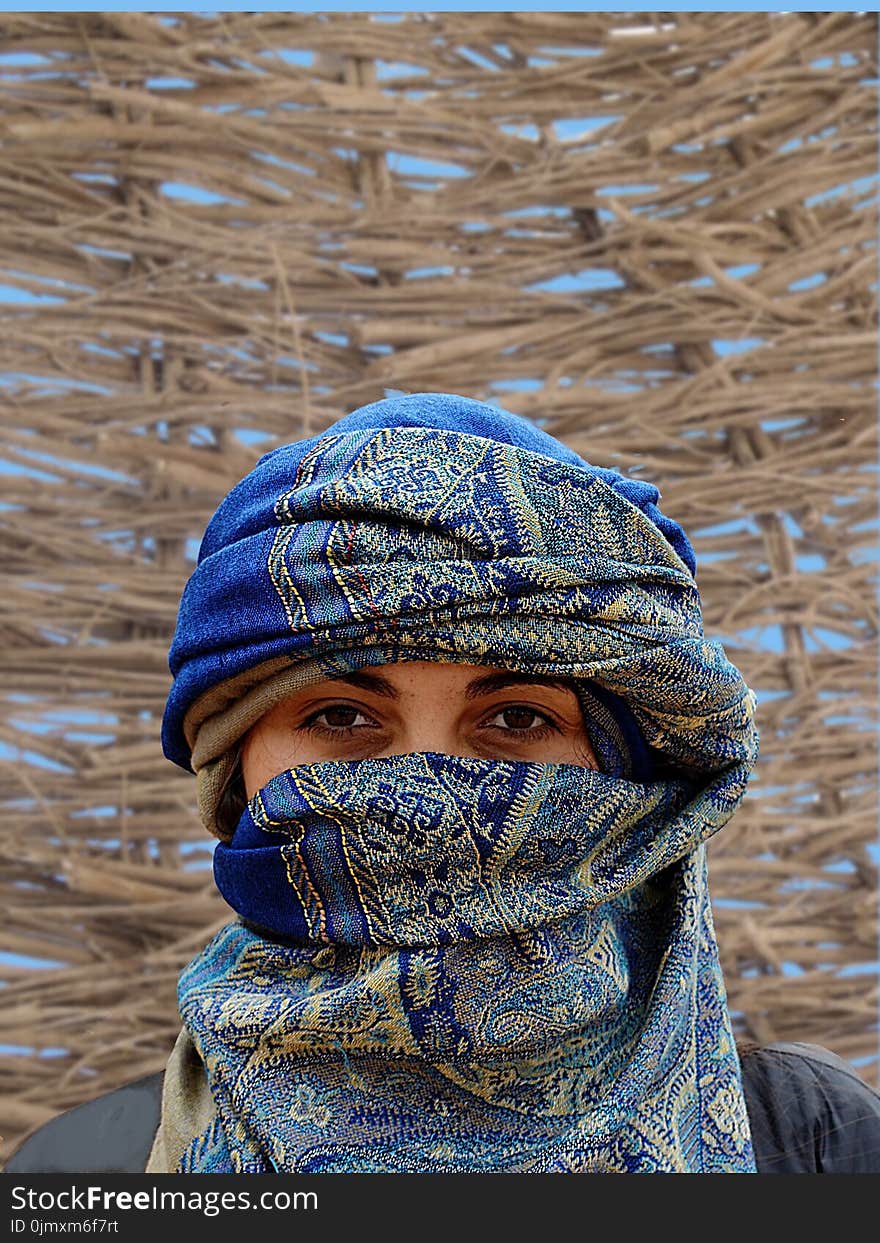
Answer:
[145,1028,214,1174]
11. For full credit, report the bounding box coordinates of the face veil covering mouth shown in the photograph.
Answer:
[151,393,760,1175]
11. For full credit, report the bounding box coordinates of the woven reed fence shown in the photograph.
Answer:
[0,11,877,1159]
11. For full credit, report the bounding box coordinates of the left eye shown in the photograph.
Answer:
[306,705,376,731]
[486,707,550,732]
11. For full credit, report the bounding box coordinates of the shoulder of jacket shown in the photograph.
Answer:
[752,1042,880,1086]
[2,1072,164,1175]
[740,1042,880,1173]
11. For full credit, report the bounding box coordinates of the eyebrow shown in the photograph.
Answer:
[329,669,575,700]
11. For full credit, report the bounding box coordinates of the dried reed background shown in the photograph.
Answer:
[0,11,877,1159]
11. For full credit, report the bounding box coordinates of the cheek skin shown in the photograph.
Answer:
[240,723,307,797]
[511,727,599,770]
[572,734,600,770]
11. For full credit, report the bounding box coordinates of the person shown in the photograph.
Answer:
[5,392,880,1174]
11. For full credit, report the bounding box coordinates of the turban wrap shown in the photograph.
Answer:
[150,393,760,1174]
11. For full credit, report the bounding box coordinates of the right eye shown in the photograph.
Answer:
[301,704,379,736]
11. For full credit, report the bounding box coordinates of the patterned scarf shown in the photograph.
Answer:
[153,394,759,1174]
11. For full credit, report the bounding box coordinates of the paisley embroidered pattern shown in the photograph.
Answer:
[163,415,759,1173]
[180,753,756,1173]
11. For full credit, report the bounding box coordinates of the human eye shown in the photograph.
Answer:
[300,702,381,739]
[480,704,558,740]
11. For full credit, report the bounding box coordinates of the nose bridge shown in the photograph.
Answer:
[380,687,462,757]
[388,719,460,757]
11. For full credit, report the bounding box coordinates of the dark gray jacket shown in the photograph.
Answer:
[5,1042,880,1174]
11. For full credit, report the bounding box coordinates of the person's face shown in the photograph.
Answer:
[240,661,600,798]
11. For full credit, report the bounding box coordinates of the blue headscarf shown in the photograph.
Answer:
[163,393,698,783]
[156,393,759,1174]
